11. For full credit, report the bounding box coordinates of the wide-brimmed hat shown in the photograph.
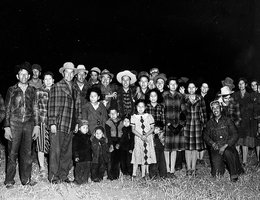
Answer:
[59,62,76,74]
[221,77,235,90]
[31,64,42,72]
[218,86,234,96]
[153,73,167,83]
[76,64,88,74]
[100,69,114,79]
[90,67,101,74]
[116,70,137,84]
[138,71,150,80]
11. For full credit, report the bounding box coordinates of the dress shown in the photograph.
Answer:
[184,95,207,150]
[130,113,156,165]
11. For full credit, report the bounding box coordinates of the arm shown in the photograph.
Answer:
[226,118,239,146]
[0,94,5,123]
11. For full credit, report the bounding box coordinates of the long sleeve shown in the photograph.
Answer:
[226,118,239,146]
[0,93,5,123]
[4,87,12,127]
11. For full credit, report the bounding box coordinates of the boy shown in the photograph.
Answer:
[72,120,92,184]
[105,107,124,180]
[91,126,110,182]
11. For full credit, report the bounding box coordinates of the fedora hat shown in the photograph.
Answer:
[59,62,76,74]
[90,67,101,74]
[218,86,234,96]
[116,70,137,85]
[100,69,114,79]
[76,64,88,74]
[221,77,235,90]
[153,73,167,83]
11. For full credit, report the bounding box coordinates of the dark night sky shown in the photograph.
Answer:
[0,0,258,95]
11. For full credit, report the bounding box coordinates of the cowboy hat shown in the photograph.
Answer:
[76,64,88,74]
[116,70,137,84]
[59,62,76,74]
[218,86,234,96]
[221,77,235,90]
[100,69,114,79]
[153,73,167,83]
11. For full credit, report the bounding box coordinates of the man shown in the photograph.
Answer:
[116,70,137,118]
[73,64,89,105]
[4,62,39,188]
[48,62,81,183]
[87,67,101,88]
[203,100,244,182]
[28,64,43,89]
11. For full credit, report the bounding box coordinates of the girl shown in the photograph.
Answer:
[184,80,207,176]
[82,87,108,135]
[131,99,156,179]
[163,77,187,176]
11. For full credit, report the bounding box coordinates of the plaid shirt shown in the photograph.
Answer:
[36,87,50,124]
[146,103,165,126]
[0,93,5,123]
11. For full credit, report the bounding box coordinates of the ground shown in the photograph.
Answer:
[0,144,260,200]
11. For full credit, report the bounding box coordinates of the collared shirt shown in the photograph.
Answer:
[146,103,165,126]
[28,78,43,89]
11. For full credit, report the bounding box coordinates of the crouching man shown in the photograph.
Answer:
[203,100,244,182]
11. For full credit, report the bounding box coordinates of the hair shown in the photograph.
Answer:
[251,79,259,85]
[94,125,105,134]
[154,121,164,129]
[86,86,103,101]
[135,98,146,107]
[43,71,54,79]
[238,77,248,85]
[166,76,179,86]
[147,88,163,104]
[108,106,119,114]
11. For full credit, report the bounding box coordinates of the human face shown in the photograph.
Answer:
[251,81,258,92]
[95,129,103,140]
[139,76,149,90]
[76,71,87,83]
[101,74,111,87]
[238,80,246,91]
[123,118,130,127]
[137,102,145,115]
[168,80,178,92]
[90,71,99,82]
[156,79,165,91]
[201,83,209,94]
[149,91,158,104]
[89,91,100,104]
[188,83,197,95]
[16,69,30,84]
[222,95,231,105]
[154,127,160,134]
[122,75,130,89]
[80,125,89,134]
[32,69,40,79]
[63,69,74,82]
[109,109,119,121]
[212,104,221,118]
[44,74,54,88]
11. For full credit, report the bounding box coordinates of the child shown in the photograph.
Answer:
[82,87,108,135]
[152,121,167,178]
[105,107,124,180]
[72,120,92,185]
[120,115,135,176]
[131,99,156,179]
[91,126,110,182]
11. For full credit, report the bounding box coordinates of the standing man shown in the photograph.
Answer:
[48,62,81,183]
[29,64,43,89]
[73,64,89,105]
[4,62,39,188]
[203,100,244,182]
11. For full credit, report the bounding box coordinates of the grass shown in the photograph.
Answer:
[0,144,260,200]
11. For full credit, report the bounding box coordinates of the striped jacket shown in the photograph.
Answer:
[48,79,81,134]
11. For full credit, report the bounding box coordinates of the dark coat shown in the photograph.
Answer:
[91,137,110,164]
[72,131,92,162]
[120,126,134,151]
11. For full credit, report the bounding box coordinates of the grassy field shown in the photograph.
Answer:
[0,144,260,200]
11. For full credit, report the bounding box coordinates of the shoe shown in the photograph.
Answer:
[5,183,14,189]
[23,180,37,186]
[175,165,182,171]
[186,170,192,176]
[242,163,246,167]
[93,178,100,182]
[50,179,60,184]
[39,169,46,178]
[231,177,238,182]
[63,178,72,184]
[131,175,137,181]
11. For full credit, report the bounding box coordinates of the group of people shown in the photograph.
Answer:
[1,61,260,188]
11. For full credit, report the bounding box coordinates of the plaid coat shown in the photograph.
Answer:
[163,91,187,151]
[184,94,207,150]
[48,79,81,134]
[0,93,5,123]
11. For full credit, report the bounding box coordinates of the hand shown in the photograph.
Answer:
[212,143,219,150]
[112,92,117,99]
[115,144,120,149]
[75,157,79,162]
[74,124,79,133]
[219,144,228,155]
[50,125,57,134]
[179,86,185,94]
[32,126,40,140]
[109,145,114,152]
[4,127,12,141]
[129,150,133,154]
